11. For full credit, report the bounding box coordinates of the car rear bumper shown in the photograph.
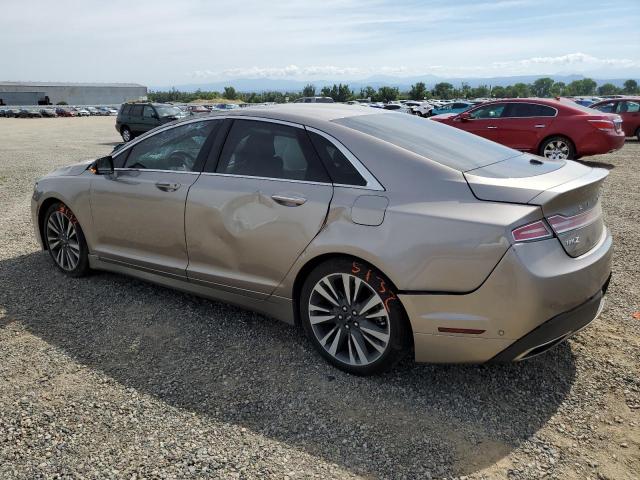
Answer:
[489,277,608,362]
[400,228,612,363]
[577,130,625,157]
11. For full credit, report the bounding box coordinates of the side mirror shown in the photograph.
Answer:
[91,155,114,175]
[459,112,471,121]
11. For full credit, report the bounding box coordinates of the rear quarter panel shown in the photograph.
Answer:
[274,137,542,296]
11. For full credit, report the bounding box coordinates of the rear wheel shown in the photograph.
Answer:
[635,127,640,142]
[300,258,411,375]
[44,202,90,277]
[121,126,133,142]
[539,136,575,160]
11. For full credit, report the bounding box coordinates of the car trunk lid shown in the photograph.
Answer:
[464,155,608,257]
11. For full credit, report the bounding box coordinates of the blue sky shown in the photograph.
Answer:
[1,0,639,84]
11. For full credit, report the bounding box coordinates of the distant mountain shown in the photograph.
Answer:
[152,74,638,93]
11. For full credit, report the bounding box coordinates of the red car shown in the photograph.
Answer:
[430,98,625,160]
[55,107,76,117]
[590,97,640,141]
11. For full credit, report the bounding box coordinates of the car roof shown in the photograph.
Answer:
[217,103,384,129]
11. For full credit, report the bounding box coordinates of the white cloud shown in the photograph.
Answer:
[189,65,412,80]
[492,53,639,71]
[188,54,639,81]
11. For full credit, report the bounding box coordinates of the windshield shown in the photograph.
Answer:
[333,113,520,171]
[155,105,182,117]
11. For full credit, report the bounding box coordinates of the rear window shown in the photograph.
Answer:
[332,113,519,171]
[560,99,600,113]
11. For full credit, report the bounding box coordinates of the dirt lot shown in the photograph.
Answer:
[0,117,638,479]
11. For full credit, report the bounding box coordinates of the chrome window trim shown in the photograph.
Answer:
[470,102,558,120]
[305,126,384,191]
[199,171,331,187]
[112,114,384,191]
[113,168,200,175]
[226,115,306,129]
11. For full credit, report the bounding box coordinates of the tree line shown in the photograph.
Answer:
[148,78,639,104]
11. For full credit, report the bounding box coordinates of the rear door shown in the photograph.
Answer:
[185,118,333,298]
[90,119,220,276]
[128,104,144,133]
[498,102,557,152]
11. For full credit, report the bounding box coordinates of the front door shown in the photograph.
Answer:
[459,102,507,143]
[185,118,333,298]
[90,119,219,276]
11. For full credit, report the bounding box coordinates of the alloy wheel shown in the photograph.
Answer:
[122,128,131,142]
[46,210,81,271]
[308,273,391,366]
[543,140,570,160]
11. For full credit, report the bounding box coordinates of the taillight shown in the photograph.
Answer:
[588,119,615,131]
[547,207,600,234]
[512,220,553,242]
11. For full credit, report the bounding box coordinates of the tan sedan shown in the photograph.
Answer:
[32,104,612,374]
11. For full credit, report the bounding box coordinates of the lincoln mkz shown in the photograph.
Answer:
[32,105,612,374]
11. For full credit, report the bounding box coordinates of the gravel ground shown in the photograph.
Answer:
[0,117,638,480]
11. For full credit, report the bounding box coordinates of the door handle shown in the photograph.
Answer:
[487,126,497,129]
[271,194,307,206]
[155,182,181,192]
[534,124,546,128]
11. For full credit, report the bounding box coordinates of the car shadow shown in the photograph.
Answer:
[0,252,577,478]
[579,160,616,170]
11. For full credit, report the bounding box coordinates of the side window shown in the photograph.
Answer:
[130,105,143,117]
[505,103,556,117]
[470,103,506,119]
[121,104,131,116]
[308,131,367,186]
[123,121,218,172]
[534,104,556,117]
[143,105,155,118]
[216,120,329,182]
[620,101,640,113]
[593,101,617,113]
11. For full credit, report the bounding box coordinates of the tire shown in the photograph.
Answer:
[300,257,412,375]
[539,136,575,160]
[121,126,133,142]
[43,202,90,277]
[635,127,640,142]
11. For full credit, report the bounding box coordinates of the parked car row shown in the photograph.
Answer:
[0,105,118,118]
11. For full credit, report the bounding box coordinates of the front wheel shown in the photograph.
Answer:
[635,127,640,142]
[44,202,90,277]
[300,258,411,375]
[539,136,575,160]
